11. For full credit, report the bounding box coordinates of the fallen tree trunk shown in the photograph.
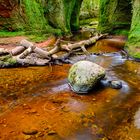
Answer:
[61,34,104,51]
[0,34,106,67]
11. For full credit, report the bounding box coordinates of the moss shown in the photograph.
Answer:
[64,0,76,32]
[70,0,83,31]
[0,0,83,36]
[98,0,132,33]
[126,0,140,59]
[0,31,25,37]
[0,55,17,67]
[21,0,63,35]
[22,0,48,32]
[112,29,129,36]
[46,0,82,34]
[27,34,50,42]
[80,0,99,19]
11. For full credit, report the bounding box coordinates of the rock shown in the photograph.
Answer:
[0,48,9,55]
[47,130,57,135]
[100,79,110,87]
[24,135,31,140]
[110,80,122,89]
[68,61,106,93]
[22,129,38,135]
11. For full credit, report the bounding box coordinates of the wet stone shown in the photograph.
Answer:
[68,60,105,93]
[47,130,57,135]
[110,80,122,89]
[22,129,38,135]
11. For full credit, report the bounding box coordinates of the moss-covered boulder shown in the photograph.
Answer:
[68,61,105,93]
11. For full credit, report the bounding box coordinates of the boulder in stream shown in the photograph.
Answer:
[68,60,106,93]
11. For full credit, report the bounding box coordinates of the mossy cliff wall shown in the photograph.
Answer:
[80,0,99,19]
[126,0,140,59]
[98,0,132,34]
[0,0,83,34]
[0,0,22,31]
[46,0,83,33]
[99,0,140,59]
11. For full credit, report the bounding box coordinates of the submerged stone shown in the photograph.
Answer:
[22,129,38,135]
[68,60,105,93]
[110,80,122,89]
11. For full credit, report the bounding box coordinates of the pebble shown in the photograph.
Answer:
[92,98,96,101]
[24,135,31,140]
[110,80,122,89]
[29,109,37,114]
[35,132,44,137]
[3,124,7,127]
[47,130,57,135]
[106,100,110,103]
[22,129,38,135]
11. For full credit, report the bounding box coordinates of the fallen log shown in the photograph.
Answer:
[0,34,106,67]
[19,39,60,59]
[60,34,105,51]
[11,46,26,56]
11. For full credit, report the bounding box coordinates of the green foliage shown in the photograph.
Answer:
[28,34,50,42]
[0,31,25,37]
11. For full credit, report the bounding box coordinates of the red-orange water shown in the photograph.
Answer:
[0,36,140,140]
[0,52,140,140]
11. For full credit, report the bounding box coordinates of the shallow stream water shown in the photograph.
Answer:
[0,40,140,140]
[0,34,140,140]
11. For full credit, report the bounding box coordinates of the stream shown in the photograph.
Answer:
[0,41,140,140]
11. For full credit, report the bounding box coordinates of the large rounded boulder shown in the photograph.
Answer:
[68,60,106,93]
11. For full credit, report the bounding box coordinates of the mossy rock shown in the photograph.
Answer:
[68,61,105,93]
[0,55,17,68]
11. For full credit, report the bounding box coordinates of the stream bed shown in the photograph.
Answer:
[0,46,140,139]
